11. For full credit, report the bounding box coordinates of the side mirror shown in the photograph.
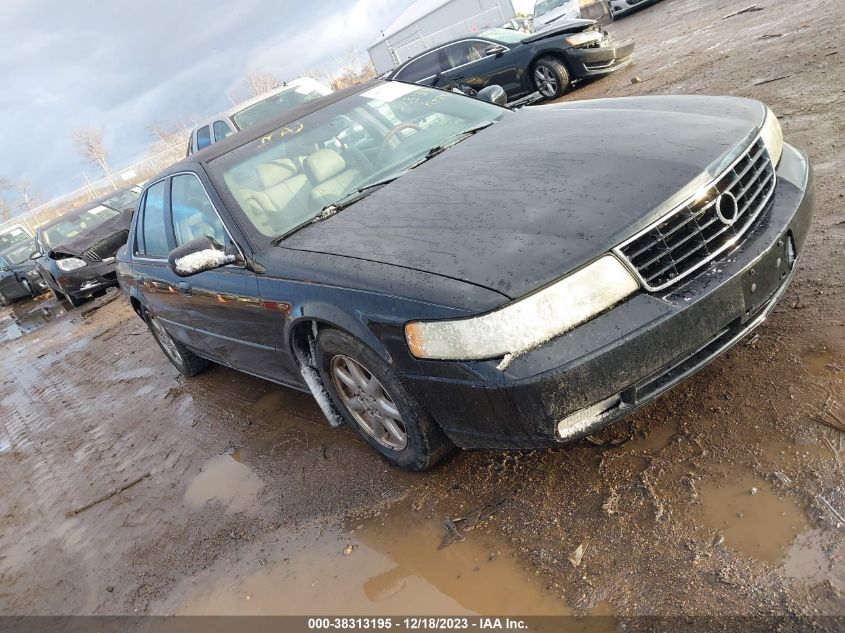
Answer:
[29,251,43,261]
[168,236,237,278]
[477,85,507,106]
[485,45,506,57]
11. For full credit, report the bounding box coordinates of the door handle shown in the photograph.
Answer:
[177,281,192,295]
[452,74,464,80]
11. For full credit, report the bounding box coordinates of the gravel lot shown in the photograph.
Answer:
[1,0,843,622]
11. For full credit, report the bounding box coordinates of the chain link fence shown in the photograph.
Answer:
[0,142,185,235]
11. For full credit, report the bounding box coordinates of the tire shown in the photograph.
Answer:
[532,56,570,100]
[315,328,453,471]
[145,310,209,377]
[49,277,84,309]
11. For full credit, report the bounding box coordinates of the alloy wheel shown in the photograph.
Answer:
[534,65,558,97]
[330,354,408,451]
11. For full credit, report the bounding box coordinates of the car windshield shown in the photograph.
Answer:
[3,239,35,265]
[534,0,570,17]
[211,82,506,240]
[100,189,139,209]
[232,84,333,130]
[0,226,31,252]
[40,206,120,249]
[480,28,528,43]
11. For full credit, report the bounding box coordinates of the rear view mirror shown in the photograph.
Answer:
[168,236,237,278]
[477,85,507,106]
[29,251,42,261]
[485,45,506,57]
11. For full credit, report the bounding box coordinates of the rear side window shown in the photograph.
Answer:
[213,120,233,142]
[139,180,170,258]
[170,174,226,247]
[396,51,443,82]
[196,126,212,150]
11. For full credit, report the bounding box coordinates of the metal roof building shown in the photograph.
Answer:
[367,0,520,74]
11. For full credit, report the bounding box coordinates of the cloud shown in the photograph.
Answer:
[0,0,410,204]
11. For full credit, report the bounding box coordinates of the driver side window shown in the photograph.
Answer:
[170,174,226,247]
[441,41,487,70]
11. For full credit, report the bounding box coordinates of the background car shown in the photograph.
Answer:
[118,81,811,473]
[607,0,664,19]
[185,78,332,156]
[387,23,634,102]
[32,203,131,307]
[0,238,48,305]
[0,223,33,253]
[532,0,612,30]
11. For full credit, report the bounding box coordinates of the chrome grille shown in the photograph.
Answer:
[616,138,776,291]
[82,249,102,262]
[80,229,129,263]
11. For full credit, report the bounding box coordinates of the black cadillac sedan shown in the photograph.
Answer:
[386,21,633,102]
[118,80,813,470]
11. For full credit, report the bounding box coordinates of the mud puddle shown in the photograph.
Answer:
[783,528,845,593]
[624,419,679,452]
[0,297,65,341]
[696,465,809,564]
[184,453,264,514]
[171,501,573,617]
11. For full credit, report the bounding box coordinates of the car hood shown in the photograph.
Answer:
[282,96,765,300]
[51,209,133,259]
[526,17,594,40]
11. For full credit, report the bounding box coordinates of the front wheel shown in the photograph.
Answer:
[146,311,209,377]
[532,56,570,100]
[316,328,453,471]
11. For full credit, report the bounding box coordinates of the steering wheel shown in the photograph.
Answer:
[376,122,421,163]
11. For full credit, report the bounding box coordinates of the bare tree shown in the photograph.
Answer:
[332,48,377,90]
[244,70,282,97]
[298,67,334,87]
[72,127,111,180]
[17,180,37,211]
[146,119,192,172]
[0,177,12,222]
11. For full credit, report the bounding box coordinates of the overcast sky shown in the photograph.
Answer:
[0,0,414,211]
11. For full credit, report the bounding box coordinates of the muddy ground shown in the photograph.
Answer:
[1,0,844,624]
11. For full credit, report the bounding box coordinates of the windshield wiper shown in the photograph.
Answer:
[407,120,497,170]
[271,176,403,244]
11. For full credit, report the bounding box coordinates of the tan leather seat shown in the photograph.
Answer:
[238,159,313,235]
[305,149,360,206]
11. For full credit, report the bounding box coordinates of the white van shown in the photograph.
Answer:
[186,77,332,156]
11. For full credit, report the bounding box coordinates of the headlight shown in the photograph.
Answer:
[405,255,639,364]
[56,257,87,272]
[564,31,602,47]
[760,106,783,167]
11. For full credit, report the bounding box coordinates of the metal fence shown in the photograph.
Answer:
[0,142,185,235]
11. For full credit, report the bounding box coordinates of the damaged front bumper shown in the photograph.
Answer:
[402,144,814,449]
[568,38,635,78]
[57,259,118,299]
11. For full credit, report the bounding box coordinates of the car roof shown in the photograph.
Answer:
[159,79,382,175]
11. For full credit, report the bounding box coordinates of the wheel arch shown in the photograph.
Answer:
[529,50,573,77]
[287,308,394,369]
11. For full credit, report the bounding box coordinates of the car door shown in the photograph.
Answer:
[168,170,294,382]
[131,178,201,351]
[438,40,521,97]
